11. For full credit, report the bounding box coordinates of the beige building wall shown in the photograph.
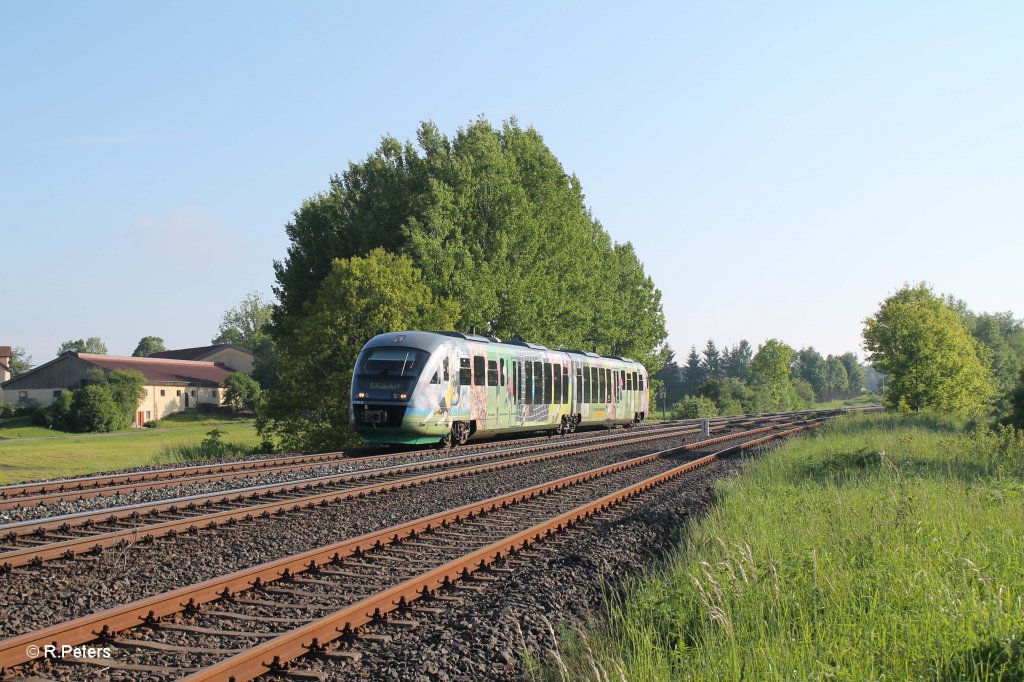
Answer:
[137,384,224,423]
[4,388,62,407]
[203,348,255,374]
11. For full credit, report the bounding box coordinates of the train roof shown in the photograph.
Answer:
[361,331,642,366]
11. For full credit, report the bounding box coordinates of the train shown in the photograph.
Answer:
[350,331,649,446]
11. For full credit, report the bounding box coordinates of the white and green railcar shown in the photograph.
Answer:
[350,331,648,446]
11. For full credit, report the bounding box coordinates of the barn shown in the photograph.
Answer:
[0,344,255,424]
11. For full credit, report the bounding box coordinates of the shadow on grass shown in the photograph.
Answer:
[795,447,1016,487]
[940,635,1024,682]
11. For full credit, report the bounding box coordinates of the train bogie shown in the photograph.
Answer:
[351,331,648,446]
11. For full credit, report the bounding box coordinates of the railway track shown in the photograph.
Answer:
[0,416,759,512]
[0,418,825,681]
[0,417,776,571]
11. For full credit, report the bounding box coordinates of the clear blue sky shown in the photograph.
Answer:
[3,1,1022,366]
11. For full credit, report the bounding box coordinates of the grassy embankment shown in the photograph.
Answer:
[0,413,261,484]
[545,412,1024,681]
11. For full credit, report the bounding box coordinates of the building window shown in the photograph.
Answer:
[19,391,28,399]
[52,390,62,398]
[191,390,196,397]
[145,411,151,420]
[212,390,218,400]
[176,390,182,397]
[160,389,166,397]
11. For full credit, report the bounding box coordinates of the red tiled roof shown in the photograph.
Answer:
[78,354,234,385]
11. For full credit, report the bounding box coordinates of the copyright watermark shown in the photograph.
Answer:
[26,644,112,660]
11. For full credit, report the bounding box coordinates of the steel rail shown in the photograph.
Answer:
[0,420,817,674]
[0,420,723,570]
[187,422,821,681]
[0,418,734,542]
[0,412,781,506]
[0,416,745,511]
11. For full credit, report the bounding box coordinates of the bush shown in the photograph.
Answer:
[224,372,262,412]
[0,402,15,418]
[36,390,74,430]
[672,395,719,419]
[70,384,121,432]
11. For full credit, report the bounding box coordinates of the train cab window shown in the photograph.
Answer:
[487,359,498,386]
[429,369,440,384]
[562,366,569,404]
[499,358,506,387]
[543,362,553,403]
[525,361,534,404]
[459,358,472,385]
[443,357,449,381]
[553,364,561,404]
[473,356,485,386]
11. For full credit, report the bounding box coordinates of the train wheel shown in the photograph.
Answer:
[452,421,470,445]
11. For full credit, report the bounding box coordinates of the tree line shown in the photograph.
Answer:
[652,338,866,418]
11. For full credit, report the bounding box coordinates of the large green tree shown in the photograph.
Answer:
[271,118,666,370]
[58,337,107,355]
[132,336,166,357]
[749,339,802,410]
[7,347,32,376]
[863,284,994,415]
[213,292,280,388]
[260,249,458,451]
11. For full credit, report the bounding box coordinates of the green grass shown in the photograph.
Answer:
[0,416,77,440]
[811,393,884,409]
[547,412,1024,681]
[150,412,254,429]
[0,422,263,484]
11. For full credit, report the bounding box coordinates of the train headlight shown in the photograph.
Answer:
[357,392,366,399]
[400,393,408,399]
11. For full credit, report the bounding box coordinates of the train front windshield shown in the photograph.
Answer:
[356,347,430,379]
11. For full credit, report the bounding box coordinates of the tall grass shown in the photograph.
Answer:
[152,428,269,464]
[552,413,1024,681]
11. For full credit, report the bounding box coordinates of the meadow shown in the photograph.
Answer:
[546,412,1024,681]
[0,413,261,484]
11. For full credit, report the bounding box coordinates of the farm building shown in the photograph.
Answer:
[0,344,255,424]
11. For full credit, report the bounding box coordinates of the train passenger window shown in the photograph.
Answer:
[606,369,612,401]
[597,367,604,404]
[499,358,506,387]
[639,373,644,393]
[459,358,471,385]
[513,361,519,401]
[543,362,552,404]
[443,357,449,381]
[553,364,561,405]
[525,361,534,404]
[626,372,632,391]
[562,365,569,404]
[632,371,638,391]
[576,367,583,403]
[487,359,498,386]
[590,367,599,403]
[582,366,590,403]
[474,356,485,386]
[534,362,543,404]
[430,370,440,384]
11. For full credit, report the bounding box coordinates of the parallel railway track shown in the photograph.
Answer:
[0,417,774,570]
[0,417,761,511]
[0,418,827,681]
